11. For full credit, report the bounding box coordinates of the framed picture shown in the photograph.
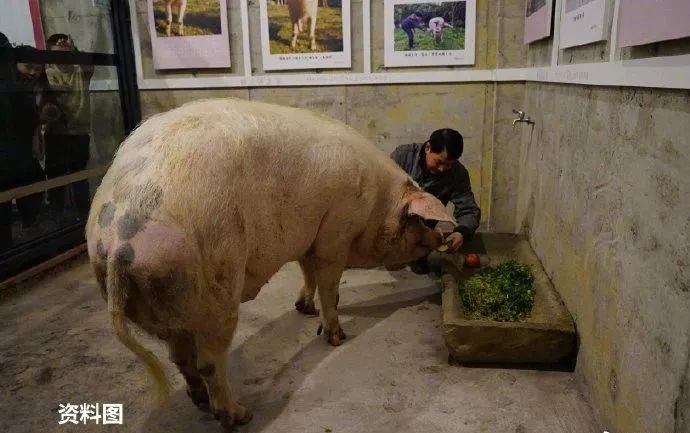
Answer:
[617,0,690,48]
[559,0,610,49]
[384,0,476,67]
[148,0,231,70]
[524,0,553,44]
[259,0,352,71]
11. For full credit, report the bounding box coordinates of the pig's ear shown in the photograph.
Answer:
[405,191,456,224]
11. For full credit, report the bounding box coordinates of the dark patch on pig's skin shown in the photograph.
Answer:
[199,364,215,377]
[96,240,108,259]
[117,210,147,240]
[146,274,179,306]
[114,243,135,266]
[98,202,116,227]
[112,185,129,204]
[115,182,163,211]
[129,183,164,215]
[145,184,163,212]
[147,275,166,292]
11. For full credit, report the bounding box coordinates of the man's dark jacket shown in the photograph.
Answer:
[391,143,480,240]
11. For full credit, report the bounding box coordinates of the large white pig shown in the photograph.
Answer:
[85,98,454,430]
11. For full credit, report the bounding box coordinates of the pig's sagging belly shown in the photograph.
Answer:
[239,231,319,302]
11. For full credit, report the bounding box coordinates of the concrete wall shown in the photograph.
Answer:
[513,82,690,433]
[485,6,690,432]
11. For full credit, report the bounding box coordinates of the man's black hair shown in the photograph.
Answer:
[46,33,69,48]
[428,128,463,160]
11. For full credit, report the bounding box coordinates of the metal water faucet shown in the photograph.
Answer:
[512,109,535,126]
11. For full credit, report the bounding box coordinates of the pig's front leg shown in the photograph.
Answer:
[314,261,346,346]
[295,258,341,316]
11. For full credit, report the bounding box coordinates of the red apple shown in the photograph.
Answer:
[464,253,481,268]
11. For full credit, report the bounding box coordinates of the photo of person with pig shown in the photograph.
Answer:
[385,0,476,67]
[394,2,466,51]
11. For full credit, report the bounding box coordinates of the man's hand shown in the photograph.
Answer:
[446,232,464,253]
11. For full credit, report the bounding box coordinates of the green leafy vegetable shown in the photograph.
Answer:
[460,260,535,322]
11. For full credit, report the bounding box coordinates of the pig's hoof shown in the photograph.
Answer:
[215,407,253,431]
[295,298,318,315]
[295,298,319,316]
[323,326,347,346]
[186,387,210,412]
[235,408,253,425]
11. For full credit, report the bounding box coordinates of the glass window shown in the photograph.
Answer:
[1,1,131,277]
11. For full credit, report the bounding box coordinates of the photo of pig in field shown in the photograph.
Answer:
[85,98,454,430]
[394,1,466,51]
[152,0,222,37]
[266,0,345,53]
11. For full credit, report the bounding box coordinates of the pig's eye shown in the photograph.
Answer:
[399,211,417,228]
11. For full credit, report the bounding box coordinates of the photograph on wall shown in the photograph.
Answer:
[524,0,553,44]
[617,0,690,48]
[259,0,352,71]
[384,0,476,67]
[559,0,610,49]
[148,0,230,70]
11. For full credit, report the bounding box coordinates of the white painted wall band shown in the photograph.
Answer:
[91,52,690,91]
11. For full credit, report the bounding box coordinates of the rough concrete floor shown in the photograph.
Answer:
[1,255,601,433]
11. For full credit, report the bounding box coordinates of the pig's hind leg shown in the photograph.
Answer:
[195,321,253,430]
[192,245,253,430]
[168,331,209,411]
[295,257,319,315]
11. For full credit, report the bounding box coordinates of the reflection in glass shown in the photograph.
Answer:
[44,33,95,220]
[1,41,53,251]
[1,31,124,253]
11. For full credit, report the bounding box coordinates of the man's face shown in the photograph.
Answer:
[424,142,457,174]
[49,36,75,73]
[16,62,42,81]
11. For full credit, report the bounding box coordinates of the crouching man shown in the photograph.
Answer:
[390,128,481,274]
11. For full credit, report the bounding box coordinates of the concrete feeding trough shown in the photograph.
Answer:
[438,233,577,367]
